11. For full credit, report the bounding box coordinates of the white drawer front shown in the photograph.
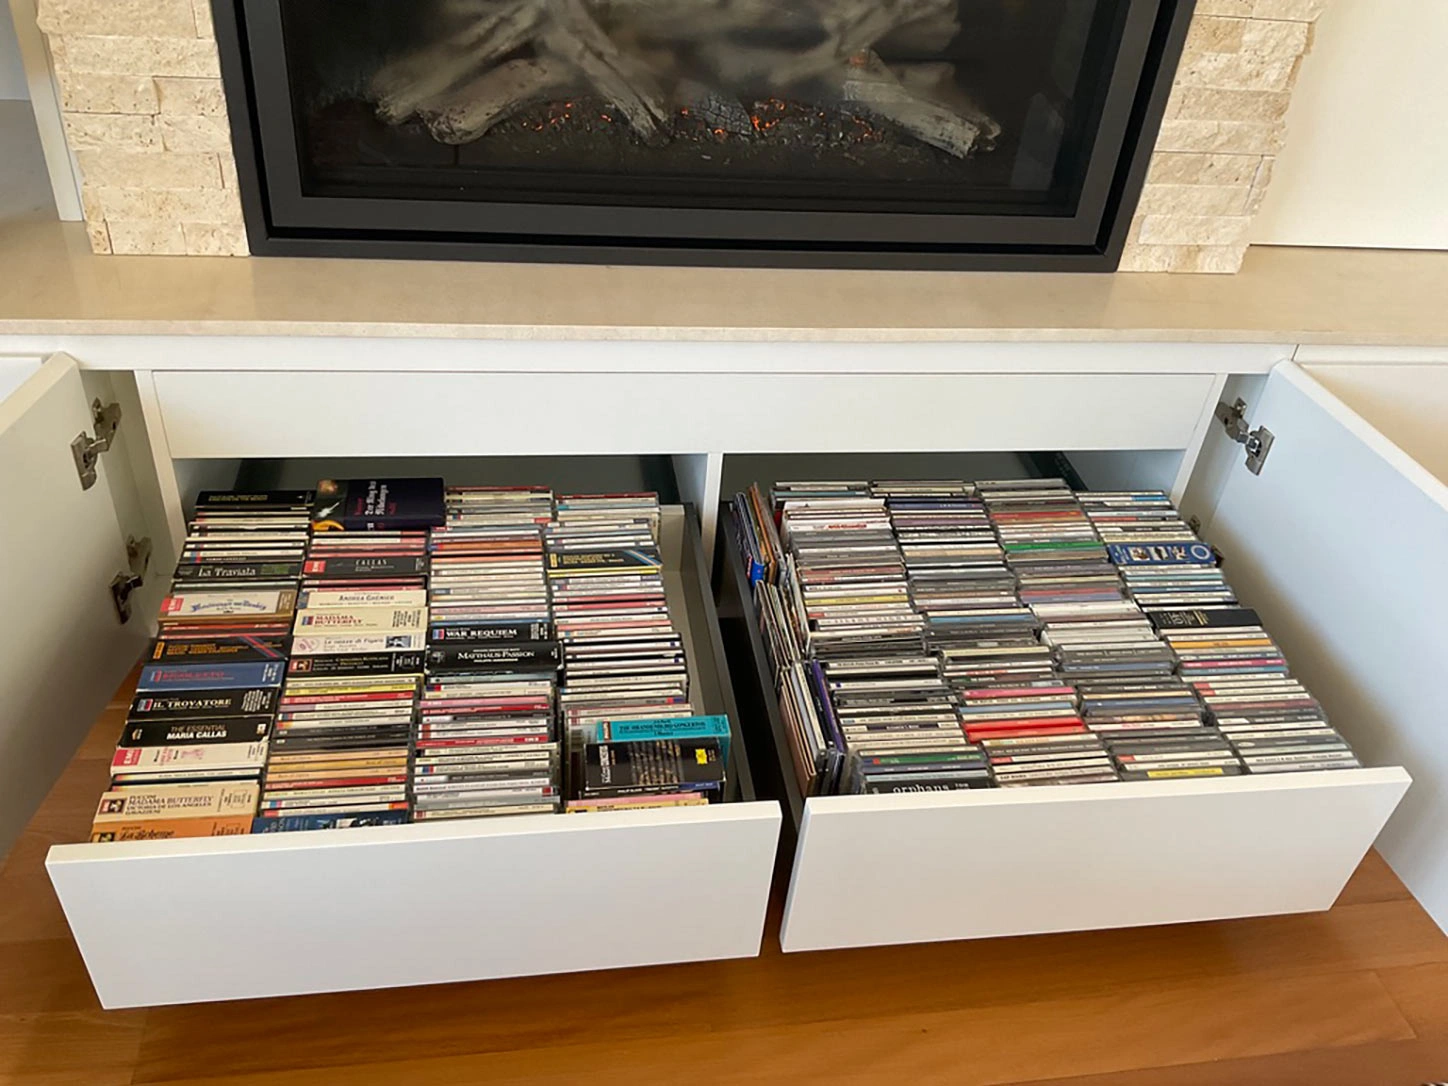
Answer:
[781,770,1408,953]
[153,370,1217,459]
[49,802,781,1008]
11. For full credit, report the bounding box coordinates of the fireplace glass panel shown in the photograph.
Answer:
[278,0,1134,217]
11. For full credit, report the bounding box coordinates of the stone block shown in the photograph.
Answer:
[79,183,105,223]
[182,223,249,255]
[36,0,195,37]
[1241,18,1312,59]
[1146,152,1264,187]
[107,219,187,254]
[59,72,158,114]
[155,76,226,115]
[1252,0,1327,22]
[52,35,221,77]
[94,185,241,222]
[1175,51,1301,90]
[1136,214,1254,247]
[160,113,232,152]
[1183,16,1248,56]
[1135,184,1251,217]
[1168,87,1293,124]
[193,0,215,38]
[63,112,161,151]
[75,149,222,189]
[1155,118,1287,155]
[1245,156,1277,214]
[1118,243,1248,274]
[1194,0,1254,15]
[84,219,112,254]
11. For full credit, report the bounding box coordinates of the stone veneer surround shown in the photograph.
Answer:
[34,0,1326,271]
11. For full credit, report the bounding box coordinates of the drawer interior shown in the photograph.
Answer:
[714,449,1404,838]
[161,453,756,804]
[222,455,685,504]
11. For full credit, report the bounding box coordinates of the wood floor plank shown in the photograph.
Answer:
[1332,847,1413,907]
[129,971,1413,1086]
[0,1010,145,1084]
[1005,1035,1448,1086]
[0,938,111,1014]
[1377,961,1448,1038]
[124,896,1447,1083]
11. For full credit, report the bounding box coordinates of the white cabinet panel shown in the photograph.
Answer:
[0,353,147,857]
[0,353,41,401]
[1205,361,1448,932]
[153,370,1217,459]
[1301,363,1448,486]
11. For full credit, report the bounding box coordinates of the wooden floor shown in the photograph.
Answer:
[4,683,1448,1086]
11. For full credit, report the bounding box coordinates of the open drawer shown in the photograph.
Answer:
[718,359,1427,952]
[46,505,782,1008]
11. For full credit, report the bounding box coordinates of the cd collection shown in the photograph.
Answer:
[84,471,1362,839]
[89,480,732,842]
[733,479,1361,796]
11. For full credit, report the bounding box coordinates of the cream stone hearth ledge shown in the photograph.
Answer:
[31,0,1328,271]
[0,217,1446,345]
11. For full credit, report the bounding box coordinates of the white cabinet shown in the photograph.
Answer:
[7,339,1445,1001]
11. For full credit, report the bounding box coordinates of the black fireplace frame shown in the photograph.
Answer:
[213,0,1196,270]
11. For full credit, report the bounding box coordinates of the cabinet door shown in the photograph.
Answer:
[0,354,149,855]
[1203,360,1448,931]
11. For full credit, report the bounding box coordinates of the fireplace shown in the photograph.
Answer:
[214,0,1194,268]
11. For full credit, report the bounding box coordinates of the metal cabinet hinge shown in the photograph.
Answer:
[1214,397,1274,475]
[71,399,122,490]
[110,535,151,624]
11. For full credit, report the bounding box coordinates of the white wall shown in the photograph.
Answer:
[1252,0,1448,250]
[0,2,27,101]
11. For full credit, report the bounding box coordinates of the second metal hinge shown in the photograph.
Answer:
[110,535,151,624]
[1214,397,1274,475]
[71,399,122,490]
